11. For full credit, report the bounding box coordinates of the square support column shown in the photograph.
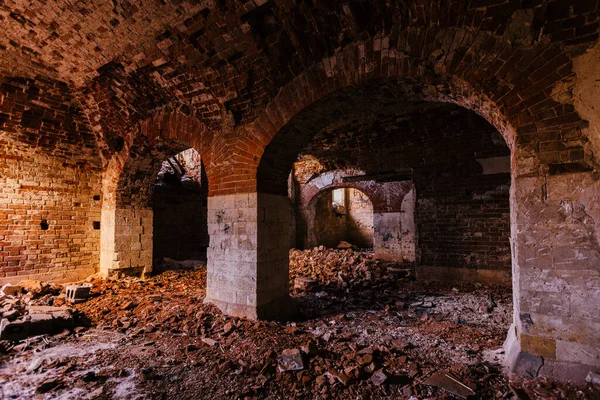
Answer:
[205,192,294,320]
[100,206,153,277]
[505,162,600,382]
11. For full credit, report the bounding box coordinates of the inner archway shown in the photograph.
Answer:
[260,79,513,284]
[152,148,209,268]
[312,187,374,249]
[254,77,515,357]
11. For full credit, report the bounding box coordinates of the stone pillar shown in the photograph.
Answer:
[205,192,294,320]
[100,206,153,277]
[506,157,600,381]
[298,206,317,249]
[373,187,417,262]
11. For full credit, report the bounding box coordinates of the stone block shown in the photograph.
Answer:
[521,334,557,358]
[556,340,600,367]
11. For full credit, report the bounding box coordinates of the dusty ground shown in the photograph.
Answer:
[1,249,599,399]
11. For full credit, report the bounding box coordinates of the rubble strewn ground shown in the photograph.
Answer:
[1,248,599,399]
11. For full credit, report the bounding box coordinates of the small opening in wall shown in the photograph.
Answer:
[93,195,101,201]
[332,188,347,216]
[40,220,49,230]
[93,221,101,230]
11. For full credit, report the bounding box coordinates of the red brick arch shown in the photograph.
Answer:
[209,27,589,195]
[100,107,211,276]
[102,108,212,208]
[301,170,413,213]
[297,170,414,250]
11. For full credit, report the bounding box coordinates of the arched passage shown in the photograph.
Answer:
[153,148,209,264]
[100,109,210,277]
[205,32,600,380]
[293,167,416,261]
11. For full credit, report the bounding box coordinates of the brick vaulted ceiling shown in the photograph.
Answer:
[1,0,599,165]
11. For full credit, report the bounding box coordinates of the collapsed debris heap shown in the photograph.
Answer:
[290,247,411,294]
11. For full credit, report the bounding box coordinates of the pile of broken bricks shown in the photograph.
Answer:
[0,249,599,398]
[0,280,91,342]
[289,246,412,295]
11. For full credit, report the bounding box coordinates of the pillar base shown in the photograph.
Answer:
[504,324,600,383]
[204,295,295,321]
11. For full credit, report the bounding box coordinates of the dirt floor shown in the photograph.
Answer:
[1,248,599,399]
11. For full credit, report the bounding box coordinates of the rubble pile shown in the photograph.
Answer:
[0,250,598,399]
[0,281,77,342]
[76,268,209,334]
[290,247,410,294]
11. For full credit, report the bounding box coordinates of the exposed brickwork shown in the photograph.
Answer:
[0,75,102,283]
[0,0,599,380]
[1,2,595,196]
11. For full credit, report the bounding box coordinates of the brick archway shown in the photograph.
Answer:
[100,109,210,277]
[205,27,591,196]
[205,30,600,381]
[299,170,416,262]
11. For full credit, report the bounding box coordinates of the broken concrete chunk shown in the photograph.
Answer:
[0,306,74,341]
[201,338,219,347]
[586,371,600,386]
[277,348,304,372]
[423,370,476,399]
[65,283,92,304]
[1,285,24,296]
[370,369,389,386]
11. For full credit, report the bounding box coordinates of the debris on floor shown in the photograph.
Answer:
[0,306,73,341]
[0,248,598,399]
[423,369,476,399]
[0,279,80,341]
[65,283,93,304]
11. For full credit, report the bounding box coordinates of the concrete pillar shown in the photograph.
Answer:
[505,156,600,381]
[205,192,294,320]
[100,206,153,277]
[373,187,417,262]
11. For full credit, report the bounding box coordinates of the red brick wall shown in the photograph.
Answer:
[0,76,102,283]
